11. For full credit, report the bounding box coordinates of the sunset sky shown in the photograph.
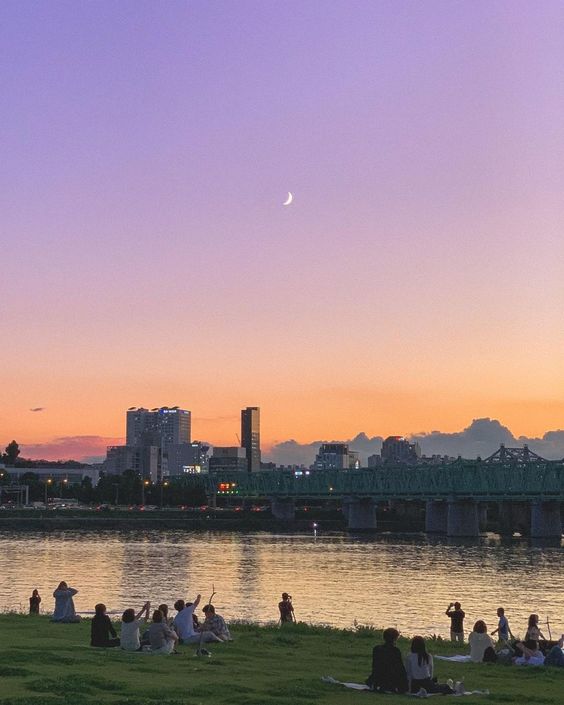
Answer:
[2,1,563,460]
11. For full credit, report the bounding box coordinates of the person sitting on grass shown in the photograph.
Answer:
[29,589,41,615]
[544,635,564,668]
[468,620,497,663]
[120,602,151,652]
[524,614,546,643]
[52,581,81,623]
[91,603,120,648]
[201,604,231,641]
[158,603,172,626]
[148,609,178,655]
[513,639,545,666]
[405,636,455,695]
[366,627,408,693]
[172,596,222,645]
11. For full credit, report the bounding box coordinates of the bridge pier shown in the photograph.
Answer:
[498,501,531,536]
[344,497,377,531]
[447,500,479,537]
[530,501,562,539]
[270,498,296,522]
[425,501,447,533]
[478,504,488,530]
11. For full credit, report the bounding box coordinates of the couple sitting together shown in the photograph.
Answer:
[368,628,456,695]
[91,593,231,654]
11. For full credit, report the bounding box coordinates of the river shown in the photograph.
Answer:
[0,530,562,638]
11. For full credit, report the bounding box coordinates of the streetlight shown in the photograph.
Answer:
[44,478,52,506]
[141,479,150,506]
[160,480,169,509]
[61,478,68,497]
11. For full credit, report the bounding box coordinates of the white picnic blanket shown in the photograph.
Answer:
[435,655,472,662]
[321,676,370,690]
[321,676,489,697]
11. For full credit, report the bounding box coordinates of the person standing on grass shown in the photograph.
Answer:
[29,589,41,614]
[445,601,465,643]
[52,581,81,623]
[491,607,513,643]
[278,593,295,624]
[120,601,151,652]
[90,603,120,648]
[148,609,178,655]
[366,627,408,693]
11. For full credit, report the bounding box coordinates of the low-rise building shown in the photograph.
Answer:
[313,443,349,471]
[165,442,210,476]
[209,446,248,473]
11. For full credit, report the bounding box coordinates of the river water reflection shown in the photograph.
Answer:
[0,530,562,638]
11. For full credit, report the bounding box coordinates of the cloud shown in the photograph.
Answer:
[20,436,123,463]
[266,432,384,466]
[265,419,564,466]
[29,407,45,412]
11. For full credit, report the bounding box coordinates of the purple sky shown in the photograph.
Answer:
[1,1,563,459]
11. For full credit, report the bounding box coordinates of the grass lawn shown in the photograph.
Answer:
[0,615,562,705]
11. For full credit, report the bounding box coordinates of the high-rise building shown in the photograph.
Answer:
[241,406,261,472]
[126,407,191,451]
[313,443,349,471]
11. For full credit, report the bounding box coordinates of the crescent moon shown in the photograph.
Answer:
[283,192,293,206]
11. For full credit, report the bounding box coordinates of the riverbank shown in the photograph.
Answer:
[0,507,422,532]
[0,615,562,705]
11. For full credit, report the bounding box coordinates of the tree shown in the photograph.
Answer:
[4,441,20,465]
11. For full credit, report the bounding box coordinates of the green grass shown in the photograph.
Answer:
[0,615,561,705]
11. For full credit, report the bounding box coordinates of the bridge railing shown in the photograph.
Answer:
[176,461,564,500]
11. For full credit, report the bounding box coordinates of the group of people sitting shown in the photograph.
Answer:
[47,582,231,654]
[445,601,564,668]
[368,623,564,696]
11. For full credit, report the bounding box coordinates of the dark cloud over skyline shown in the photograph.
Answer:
[265,418,564,466]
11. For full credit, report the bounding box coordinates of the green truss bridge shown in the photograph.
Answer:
[177,458,564,539]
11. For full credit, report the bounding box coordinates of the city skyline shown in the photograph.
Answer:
[2,2,563,459]
[11,414,564,465]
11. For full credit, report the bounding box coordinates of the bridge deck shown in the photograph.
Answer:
[176,461,564,501]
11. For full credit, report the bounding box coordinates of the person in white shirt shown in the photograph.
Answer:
[120,601,151,651]
[468,620,497,662]
[173,595,223,645]
[405,636,455,695]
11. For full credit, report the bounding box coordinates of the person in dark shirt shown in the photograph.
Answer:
[367,627,408,693]
[278,593,295,623]
[91,603,120,647]
[29,589,41,615]
[446,602,466,643]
